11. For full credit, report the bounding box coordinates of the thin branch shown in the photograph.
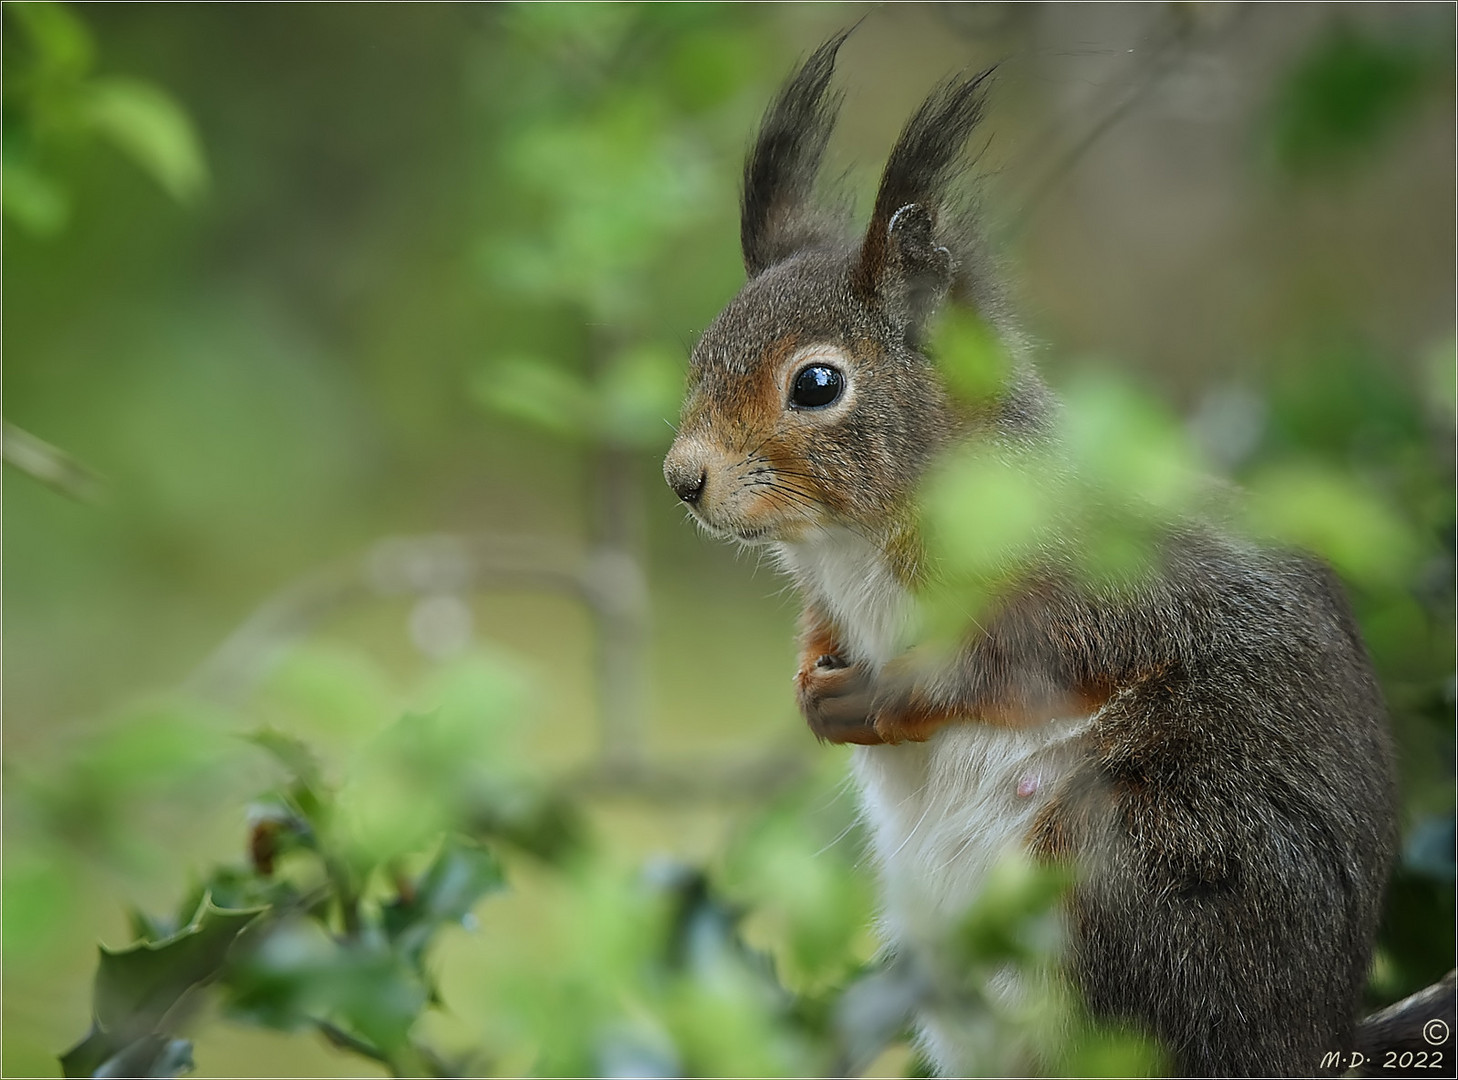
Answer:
[185,531,810,806]
[2,420,104,502]
[185,533,592,705]
[314,1019,394,1069]
[1007,2,1254,239]
[586,323,651,773]
[574,739,812,803]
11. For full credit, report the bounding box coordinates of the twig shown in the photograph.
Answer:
[586,324,651,773]
[2,420,104,502]
[314,1019,394,1069]
[574,740,812,803]
[1006,2,1254,239]
[185,533,592,705]
[186,531,808,806]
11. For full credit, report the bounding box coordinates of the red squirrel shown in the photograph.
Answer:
[664,33,1441,1077]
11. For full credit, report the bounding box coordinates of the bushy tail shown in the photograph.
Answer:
[1351,970,1454,1075]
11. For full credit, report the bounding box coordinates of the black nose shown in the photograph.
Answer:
[671,468,706,505]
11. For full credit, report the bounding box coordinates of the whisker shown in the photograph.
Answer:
[812,817,863,859]
[756,466,824,482]
[755,480,819,507]
[884,801,935,865]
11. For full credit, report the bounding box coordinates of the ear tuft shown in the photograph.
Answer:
[740,31,852,276]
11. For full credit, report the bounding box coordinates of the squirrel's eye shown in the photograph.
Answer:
[790,365,844,409]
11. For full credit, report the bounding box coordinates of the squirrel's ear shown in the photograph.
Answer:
[878,202,954,333]
[741,31,849,276]
[852,68,994,336]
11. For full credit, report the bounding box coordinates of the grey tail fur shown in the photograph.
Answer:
[1351,971,1455,1074]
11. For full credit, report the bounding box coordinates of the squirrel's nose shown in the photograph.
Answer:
[669,466,707,505]
[664,442,710,505]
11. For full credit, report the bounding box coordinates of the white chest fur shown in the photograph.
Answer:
[854,700,1093,1076]
[777,527,1092,1072]
[776,528,1088,927]
[852,720,1089,948]
[774,526,913,667]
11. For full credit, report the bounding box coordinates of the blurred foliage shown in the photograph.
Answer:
[5,3,1454,1078]
[3,0,207,235]
[468,2,754,455]
[54,665,1162,1079]
[1265,16,1453,178]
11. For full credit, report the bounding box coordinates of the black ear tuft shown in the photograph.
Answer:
[852,67,995,323]
[741,31,851,277]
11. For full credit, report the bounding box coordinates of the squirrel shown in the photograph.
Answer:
[664,32,1447,1079]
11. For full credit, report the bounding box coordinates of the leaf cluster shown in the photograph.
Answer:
[4,0,207,236]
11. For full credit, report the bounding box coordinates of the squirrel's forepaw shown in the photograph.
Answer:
[796,661,883,745]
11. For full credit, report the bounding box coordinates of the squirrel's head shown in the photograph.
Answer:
[664,33,1002,546]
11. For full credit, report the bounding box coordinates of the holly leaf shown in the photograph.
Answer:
[61,894,264,1078]
[247,727,325,796]
[222,917,430,1057]
[247,727,329,828]
[832,957,926,1076]
[94,896,264,1030]
[383,836,504,968]
[61,1031,194,1079]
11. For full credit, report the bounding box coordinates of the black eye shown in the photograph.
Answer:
[790,365,844,409]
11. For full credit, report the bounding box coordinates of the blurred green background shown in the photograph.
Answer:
[4,3,1453,1077]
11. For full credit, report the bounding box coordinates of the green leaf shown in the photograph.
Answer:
[1061,374,1201,512]
[218,917,337,1032]
[61,1030,194,1079]
[61,895,263,1078]
[408,837,506,923]
[7,0,96,78]
[1244,462,1420,588]
[923,450,1050,578]
[247,728,325,798]
[600,343,684,448]
[93,896,264,1032]
[329,950,430,1056]
[266,642,397,738]
[2,143,70,235]
[83,77,208,203]
[1266,20,1439,177]
[955,854,1071,969]
[247,726,336,836]
[931,306,1013,405]
[918,447,1054,639]
[383,836,505,967]
[223,918,429,1056]
[472,357,594,441]
[1053,1024,1166,1078]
